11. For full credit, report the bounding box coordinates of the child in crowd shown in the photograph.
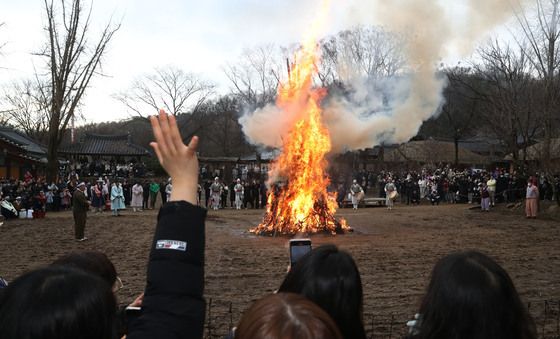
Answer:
[61,188,72,210]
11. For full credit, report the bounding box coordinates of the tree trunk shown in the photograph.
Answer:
[454,137,459,165]
[46,113,61,182]
[46,144,59,183]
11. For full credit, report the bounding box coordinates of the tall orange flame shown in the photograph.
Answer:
[251,1,349,236]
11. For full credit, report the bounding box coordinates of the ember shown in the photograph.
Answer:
[250,3,350,236]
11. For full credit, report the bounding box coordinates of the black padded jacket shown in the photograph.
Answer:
[128,201,206,339]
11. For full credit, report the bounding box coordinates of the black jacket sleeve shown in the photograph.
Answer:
[128,201,207,339]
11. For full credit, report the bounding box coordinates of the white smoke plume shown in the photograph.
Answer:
[239,0,525,152]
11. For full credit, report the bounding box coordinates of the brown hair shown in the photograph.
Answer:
[234,293,342,339]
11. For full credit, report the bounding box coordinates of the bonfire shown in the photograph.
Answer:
[250,5,350,236]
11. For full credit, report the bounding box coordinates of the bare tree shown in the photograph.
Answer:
[420,67,481,164]
[0,22,6,56]
[472,40,542,164]
[224,44,283,110]
[318,26,406,86]
[201,96,250,157]
[1,79,50,142]
[115,66,215,118]
[515,0,560,169]
[39,0,119,181]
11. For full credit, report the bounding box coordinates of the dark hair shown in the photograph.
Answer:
[0,277,7,289]
[0,266,117,339]
[234,293,342,339]
[278,244,365,339]
[51,251,117,287]
[412,251,536,339]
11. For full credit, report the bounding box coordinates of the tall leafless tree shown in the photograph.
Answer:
[115,65,215,118]
[515,0,560,169]
[472,40,542,164]
[318,26,406,86]
[39,0,119,181]
[224,44,283,110]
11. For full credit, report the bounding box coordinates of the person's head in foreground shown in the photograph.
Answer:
[0,266,116,339]
[410,250,536,339]
[278,244,366,339]
[234,293,342,339]
[51,251,121,294]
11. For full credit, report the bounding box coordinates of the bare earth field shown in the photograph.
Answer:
[1,203,559,338]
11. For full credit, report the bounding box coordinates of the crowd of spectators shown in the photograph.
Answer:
[0,171,174,220]
[2,163,559,222]
[0,113,539,339]
[339,166,560,207]
[200,178,268,210]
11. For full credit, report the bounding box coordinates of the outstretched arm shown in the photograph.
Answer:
[128,110,206,339]
[149,110,198,204]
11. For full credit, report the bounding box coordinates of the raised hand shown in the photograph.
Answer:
[150,109,199,205]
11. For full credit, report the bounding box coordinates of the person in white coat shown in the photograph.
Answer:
[418,177,427,199]
[165,179,173,202]
[350,180,363,210]
[384,178,397,210]
[234,179,244,210]
[131,182,144,212]
[210,177,222,210]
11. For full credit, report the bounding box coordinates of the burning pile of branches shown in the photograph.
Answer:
[250,7,350,236]
[253,195,348,236]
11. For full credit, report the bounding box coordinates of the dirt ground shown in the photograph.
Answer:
[0,202,559,338]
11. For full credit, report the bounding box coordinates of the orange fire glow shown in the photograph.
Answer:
[251,3,349,236]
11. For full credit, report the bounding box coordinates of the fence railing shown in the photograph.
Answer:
[203,299,560,339]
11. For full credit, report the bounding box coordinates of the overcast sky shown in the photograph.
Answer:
[0,0,511,124]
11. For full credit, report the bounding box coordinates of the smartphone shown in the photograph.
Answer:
[289,239,312,267]
[125,306,142,318]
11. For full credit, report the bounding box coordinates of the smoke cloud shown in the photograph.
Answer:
[239,0,524,152]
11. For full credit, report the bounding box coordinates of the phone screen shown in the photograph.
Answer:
[290,240,312,266]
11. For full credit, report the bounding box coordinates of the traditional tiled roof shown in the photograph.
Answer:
[384,139,489,164]
[506,138,560,161]
[238,150,281,162]
[199,156,239,163]
[59,133,150,156]
[0,126,47,162]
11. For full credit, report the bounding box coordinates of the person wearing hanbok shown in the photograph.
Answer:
[131,182,144,212]
[384,178,397,210]
[418,177,427,199]
[525,178,539,218]
[91,180,105,213]
[350,180,363,210]
[102,177,110,211]
[210,177,222,210]
[110,182,125,216]
[165,179,173,202]
[234,179,244,210]
[61,188,72,210]
[480,182,490,212]
[45,190,55,212]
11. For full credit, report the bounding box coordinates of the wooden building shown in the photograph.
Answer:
[0,126,47,179]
